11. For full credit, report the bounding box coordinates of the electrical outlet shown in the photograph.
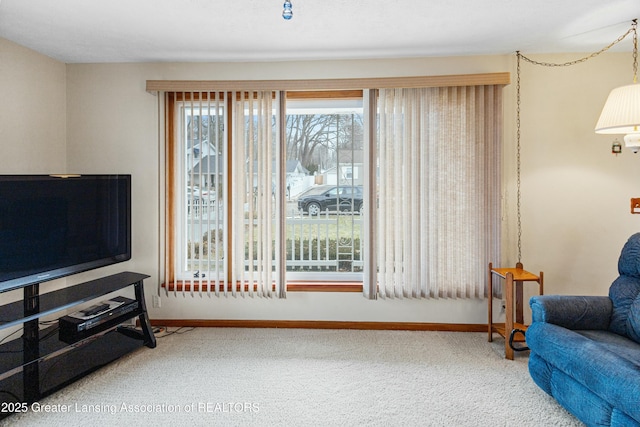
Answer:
[152,295,161,308]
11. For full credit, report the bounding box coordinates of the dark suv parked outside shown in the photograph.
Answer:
[297,185,364,215]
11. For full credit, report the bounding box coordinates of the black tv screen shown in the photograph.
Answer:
[0,175,131,293]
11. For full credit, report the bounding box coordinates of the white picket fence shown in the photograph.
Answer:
[186,204,363,273]
[286,208,363,272]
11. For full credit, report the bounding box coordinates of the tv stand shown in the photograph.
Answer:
[0,272,155,416]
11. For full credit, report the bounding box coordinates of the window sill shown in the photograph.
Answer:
[161,281,363,293]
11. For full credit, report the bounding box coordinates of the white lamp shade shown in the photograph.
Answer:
[595,83,640,134]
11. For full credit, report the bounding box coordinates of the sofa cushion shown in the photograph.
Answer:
[530,295,611,330]
[526,322,640,423]
[609,232,640,344]
[575,330,640,366]
[609,276,640,343]
[629,297,640,343]
[617,232,640,278]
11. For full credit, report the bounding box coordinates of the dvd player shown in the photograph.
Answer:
[59,296,139,344]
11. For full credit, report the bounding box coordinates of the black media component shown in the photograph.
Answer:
[59,296,140,344]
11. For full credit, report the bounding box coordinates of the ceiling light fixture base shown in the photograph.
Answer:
[283,1,293,20]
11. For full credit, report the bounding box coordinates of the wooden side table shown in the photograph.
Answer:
[488,262,543,359]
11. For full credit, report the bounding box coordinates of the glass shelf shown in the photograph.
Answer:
[0,272,149,331]
[0,271,155,415]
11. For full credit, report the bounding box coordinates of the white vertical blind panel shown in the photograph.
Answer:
[231,91,279,298]
[190,93,198,296]
[363,89,378,300]
[164,90,282,299]
[232,91,244,297]
[377,86,501,299]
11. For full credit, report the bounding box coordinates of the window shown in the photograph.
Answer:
[153,73,507,299]
[166,92,227,289]
[285,97,365,282]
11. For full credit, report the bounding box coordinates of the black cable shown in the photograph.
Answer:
[0,328,22,347]
[0,321,59,354]
[509,329,530,352]
[154,326,195,338]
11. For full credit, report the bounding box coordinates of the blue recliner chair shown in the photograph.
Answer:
[526,232,640,426]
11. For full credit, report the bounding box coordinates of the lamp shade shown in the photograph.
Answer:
[595,83,640,134]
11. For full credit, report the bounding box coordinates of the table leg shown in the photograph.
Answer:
[488,263,493,342]
[505,271,514,360]
[516,280,524,324]
[515,262,524,325]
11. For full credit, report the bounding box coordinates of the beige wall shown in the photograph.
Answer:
[0,38,66,172]
[3,35,639,325]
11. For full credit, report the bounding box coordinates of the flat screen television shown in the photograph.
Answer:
[0,175,131,293]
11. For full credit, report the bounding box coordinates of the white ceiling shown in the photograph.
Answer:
[0,0,638,63]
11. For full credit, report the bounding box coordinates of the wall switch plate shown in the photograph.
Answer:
[152,295,161,308]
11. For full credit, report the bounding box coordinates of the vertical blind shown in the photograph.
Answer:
[161,79,503,300]
[231,91,283,297]
[167,91,228,297]
[376,86,502,299]
[164,91,284,298]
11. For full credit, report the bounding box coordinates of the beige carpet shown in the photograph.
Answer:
[2,328,582,427]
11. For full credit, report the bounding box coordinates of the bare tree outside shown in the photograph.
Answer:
[284,102,365,278]
[285,113,364,175]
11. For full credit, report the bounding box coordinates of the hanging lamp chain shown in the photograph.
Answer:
[514,19,637,265]
[519,19,637,68]
[633,19,638,83]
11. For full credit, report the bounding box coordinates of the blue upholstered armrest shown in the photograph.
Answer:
[529,295,612,330]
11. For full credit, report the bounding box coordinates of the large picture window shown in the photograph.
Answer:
[153,74,506,299]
